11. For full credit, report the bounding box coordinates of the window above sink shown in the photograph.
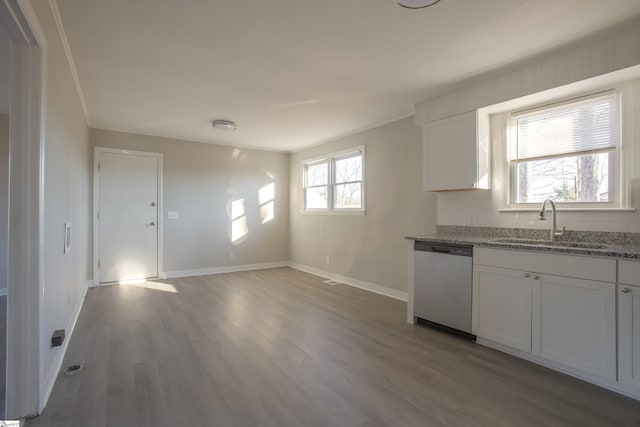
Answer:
[508,91,618,206]
[477,71,638,213]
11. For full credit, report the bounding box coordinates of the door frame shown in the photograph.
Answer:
[93,147,163,285]
[0,0,46,419]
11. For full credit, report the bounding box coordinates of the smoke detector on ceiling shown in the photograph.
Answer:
[212,120,237,131]
[396,0,441,8]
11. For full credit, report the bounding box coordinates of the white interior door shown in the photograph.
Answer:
[98,151,159,283]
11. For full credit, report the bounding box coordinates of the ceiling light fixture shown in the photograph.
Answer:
[396,0,441,9]
[212,120,237,131]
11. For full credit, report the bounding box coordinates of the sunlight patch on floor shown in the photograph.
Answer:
[119,279,178,293]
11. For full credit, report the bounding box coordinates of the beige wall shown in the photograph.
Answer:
[91,129,290,274]
[31,0,92,403]
[289,117,436,294]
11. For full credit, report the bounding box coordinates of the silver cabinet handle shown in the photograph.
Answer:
[524,273,530,278]
[533,275,540,280]
[621,288,631,294]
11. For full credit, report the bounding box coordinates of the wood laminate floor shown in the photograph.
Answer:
[27,268,640,427]
[0,295,5,418]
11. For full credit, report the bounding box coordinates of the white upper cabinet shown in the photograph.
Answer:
[423,111,490,191]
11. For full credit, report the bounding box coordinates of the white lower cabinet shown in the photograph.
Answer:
[473,248,617,382]
[618,260,640,388]
[532,274,616,380]
[473,265,531,352]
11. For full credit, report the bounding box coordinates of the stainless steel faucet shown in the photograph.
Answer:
[539,199,565,242]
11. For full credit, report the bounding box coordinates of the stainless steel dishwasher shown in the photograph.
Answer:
[414,241,475,339]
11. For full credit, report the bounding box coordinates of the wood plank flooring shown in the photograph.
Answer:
[27,268,640,426]
[0,295,5,418]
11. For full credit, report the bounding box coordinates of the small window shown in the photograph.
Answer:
[508,91,619,205]
[302,148,364,212]
[303,160,329,209]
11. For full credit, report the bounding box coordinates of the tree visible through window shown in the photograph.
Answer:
[304,161,328,209]
[509,92,618,204]
[334,155,362,209]
[302,148,364,211]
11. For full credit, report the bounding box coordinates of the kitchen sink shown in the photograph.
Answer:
[490,238,611,249]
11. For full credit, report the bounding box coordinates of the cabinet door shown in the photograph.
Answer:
[619,284,640,387]
[473,266,532,352]
[424,111,478,191]
[532,275,616,380]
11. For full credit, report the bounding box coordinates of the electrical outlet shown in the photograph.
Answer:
[325,255,330,265]
[167,211,179,220]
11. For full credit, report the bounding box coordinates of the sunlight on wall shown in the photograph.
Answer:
[231,148,248,161]
[259,182,275,224]
[231,198,245,220]
[230,197,248,243]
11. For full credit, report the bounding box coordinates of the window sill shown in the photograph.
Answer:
[499,207,636,213]
[300,210,366,216]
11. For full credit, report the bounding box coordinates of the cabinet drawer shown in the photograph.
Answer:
[474,247,616,283]
[619,260,640,286]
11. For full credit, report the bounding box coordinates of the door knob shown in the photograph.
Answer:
[523,273,530,278]
[151,202,156,207]
[533,275,540,280]
[148,221,156,226]
[621,288,631,294]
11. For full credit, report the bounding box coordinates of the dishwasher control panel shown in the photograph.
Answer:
[414,241,472,257]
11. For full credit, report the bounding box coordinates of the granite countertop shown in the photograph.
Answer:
[406,226,640,259]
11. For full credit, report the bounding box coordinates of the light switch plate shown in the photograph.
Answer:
[167,211,179,219]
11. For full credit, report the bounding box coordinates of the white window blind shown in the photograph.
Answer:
[512,92,618,161]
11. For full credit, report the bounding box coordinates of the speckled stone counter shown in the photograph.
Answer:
[406,226,640,259]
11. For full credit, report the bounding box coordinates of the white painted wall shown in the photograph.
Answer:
[31,0,91,408]
[0,24,8,291]
[0,24,9,115]
[416,16,640,233]
[289,117,436,294]
[0,114,7,291]
[90,129,290,275]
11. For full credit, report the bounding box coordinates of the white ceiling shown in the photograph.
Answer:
[56,0,640,152]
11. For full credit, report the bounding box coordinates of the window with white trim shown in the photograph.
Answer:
[302,148,364,212]
[508,91,620,206]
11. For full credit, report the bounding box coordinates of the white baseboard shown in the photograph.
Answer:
[165,261,407,302]
[39,287,87,414]
[88,260,406,302]
[85,279,94,288]
[163,261,289,279]
[288,262,408,302]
